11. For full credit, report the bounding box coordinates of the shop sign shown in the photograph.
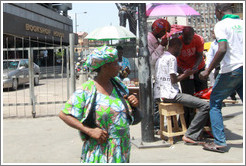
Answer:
[25,23,64,38]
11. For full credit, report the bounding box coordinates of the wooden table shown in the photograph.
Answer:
[128,86,139,99]
[128,86,139,94]
[202,99,238,104]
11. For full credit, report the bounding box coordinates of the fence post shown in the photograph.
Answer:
[66,47,70,99]
[138,3,155,142]
[28,47,36,118]
[69,33,76,95]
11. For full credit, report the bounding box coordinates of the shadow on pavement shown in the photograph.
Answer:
[224,127,243,141]
[223,111,243,121]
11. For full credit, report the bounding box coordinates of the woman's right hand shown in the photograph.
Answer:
[59,112,109,144]
[88,127,109,144]
[124,94,139,108]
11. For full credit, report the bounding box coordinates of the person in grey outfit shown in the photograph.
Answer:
[154,38,210,144]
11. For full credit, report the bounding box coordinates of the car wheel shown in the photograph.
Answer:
[12,78,18,90]
[34,75,39,86]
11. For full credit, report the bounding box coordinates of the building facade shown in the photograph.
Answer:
[3,3,73,67]
[188,3,243,42]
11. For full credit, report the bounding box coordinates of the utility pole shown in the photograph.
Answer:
[74,12,87,33]
[69,33,76,95]
[75,13,77,33]
[137,3,155,142]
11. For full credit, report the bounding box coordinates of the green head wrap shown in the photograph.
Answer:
[85,45,118,71]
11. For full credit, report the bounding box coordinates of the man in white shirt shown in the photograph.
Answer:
[205,31,237,101]
[205,31,219,86]
[154,38,210,144]
[200,3,243,153]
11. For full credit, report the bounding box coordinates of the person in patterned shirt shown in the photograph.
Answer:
[116,45,131,82]
[59,45,139,163]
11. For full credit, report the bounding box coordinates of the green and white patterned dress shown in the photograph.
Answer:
[62,77,134,163]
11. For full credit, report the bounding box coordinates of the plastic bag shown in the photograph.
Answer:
[194,87,213,99]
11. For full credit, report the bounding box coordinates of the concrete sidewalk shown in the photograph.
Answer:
[2,102,244,164]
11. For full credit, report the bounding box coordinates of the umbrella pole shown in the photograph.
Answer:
[131,4,171,149]
[137,3,155,142]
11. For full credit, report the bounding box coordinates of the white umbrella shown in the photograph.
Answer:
[85,25,136,41]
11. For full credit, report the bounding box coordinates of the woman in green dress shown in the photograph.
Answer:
[59,45,139,163]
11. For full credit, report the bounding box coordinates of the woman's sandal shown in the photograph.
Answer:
[203,142,227,153]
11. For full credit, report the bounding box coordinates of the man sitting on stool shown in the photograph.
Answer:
[154,38,210,144]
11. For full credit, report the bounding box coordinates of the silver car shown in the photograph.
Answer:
[3,59,40,90]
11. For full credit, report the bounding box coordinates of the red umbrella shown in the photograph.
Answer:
[146,3,200,17]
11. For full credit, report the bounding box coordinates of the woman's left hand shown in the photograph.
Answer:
[124,94,139,107]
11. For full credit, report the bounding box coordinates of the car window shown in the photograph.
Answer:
[24,60,29,68]
[19,60,26,67]
[3,61,19,70]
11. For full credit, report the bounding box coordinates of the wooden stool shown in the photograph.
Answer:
[158,103,187,144]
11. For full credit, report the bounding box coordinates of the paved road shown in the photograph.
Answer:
[2,77,83,118]
[2,101,244,164]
